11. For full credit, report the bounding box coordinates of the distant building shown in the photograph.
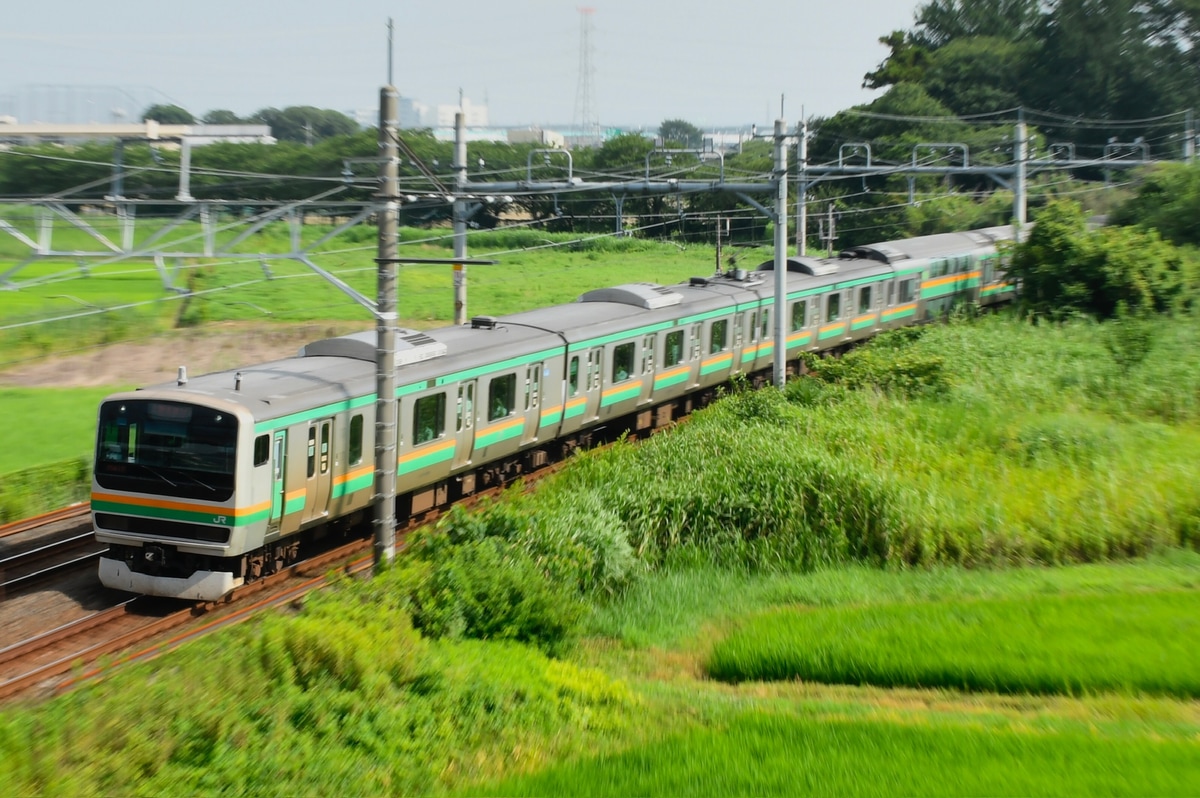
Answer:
[507,127,566,148]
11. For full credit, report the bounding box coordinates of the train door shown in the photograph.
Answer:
[522,361,543,444]
[453,381,476,469]
[270,430,287,527]
[302,418,333,524]
[585,347,603,420]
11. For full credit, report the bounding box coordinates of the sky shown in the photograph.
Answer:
[1,0,923,129]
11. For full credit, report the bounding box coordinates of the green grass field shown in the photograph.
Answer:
[4,556,1197,797]
[706,590,1200,696]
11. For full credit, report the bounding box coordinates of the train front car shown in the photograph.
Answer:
[93,391,259,600]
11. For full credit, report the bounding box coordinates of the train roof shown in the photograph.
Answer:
[843,226,1014,264]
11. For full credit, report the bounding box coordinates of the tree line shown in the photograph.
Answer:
[3,0,1200,251]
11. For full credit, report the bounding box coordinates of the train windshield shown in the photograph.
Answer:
[94,400,237,501]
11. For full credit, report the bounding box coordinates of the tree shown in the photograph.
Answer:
[658,119,703,148]
[141,104,195,124]
[1110,162,1200,247]
[1009,199,1191,319]
[202,109,245,125]
[249,106,359,144]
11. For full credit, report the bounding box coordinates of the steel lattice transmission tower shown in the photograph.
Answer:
[572,7,600,145]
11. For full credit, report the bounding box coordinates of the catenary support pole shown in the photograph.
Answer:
[772,118,789,390]
[1014,111,1028,232]
[374,86,400,569]
[795,119,808,256]
[453,111,468,325]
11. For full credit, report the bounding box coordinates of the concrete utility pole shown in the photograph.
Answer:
[794,118,808,256]
[374,86,400,569]
[1014,110,1028,231]
[772,118,789,390]
[1186,109,1195,163]
[453,111,468,325]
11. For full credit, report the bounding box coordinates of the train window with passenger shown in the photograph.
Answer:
[710,319,729,354]
[859,286,872,314]
[254,434,269,467]
[665,330,684,367]
[826,293,841,322]
[414,393,446,444]
[489,374,516,421]
[791,300,807,331]
[899,278,916,303]
[349,415,364,465]
[613,342,635,381]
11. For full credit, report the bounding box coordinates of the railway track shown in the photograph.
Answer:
[0,530,108,597]
[0,445,575,703]
[0,537,373,702]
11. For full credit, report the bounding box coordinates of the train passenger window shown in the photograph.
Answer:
[826,293,841,322]
[349,415,364,465]
[710,319,729,354]
[254,434,269,467]
[761,309,770,340]
[859,286,871,314]
[456,384,474,431]
[899,278,915,303]
[489,374,516,421]
[568,356,580,396]
[791,300,807,331]
[414,393,446,444]
[307,427,316,478]
[641,335,655,374]
[613,342,635,381]
[665,330,684,367]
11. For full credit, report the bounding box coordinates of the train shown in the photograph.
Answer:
[92,225,1017,601]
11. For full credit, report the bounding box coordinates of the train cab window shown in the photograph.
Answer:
[859,286,872,314]
[665,330,684,367]
[307,427,317,478]
[826,293,841,322]
[568,356,580,396]
[489,374,516,421]
[254,434,270,467]
[899,278,916,303]
[710,319,729,354]
[349,415,364,465]
[791,300,807,331]
[414,393,446,444]
[613,342,635,381]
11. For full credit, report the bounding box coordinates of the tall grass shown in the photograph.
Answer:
[462,709,1200,798]
[706,590,1200,696]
